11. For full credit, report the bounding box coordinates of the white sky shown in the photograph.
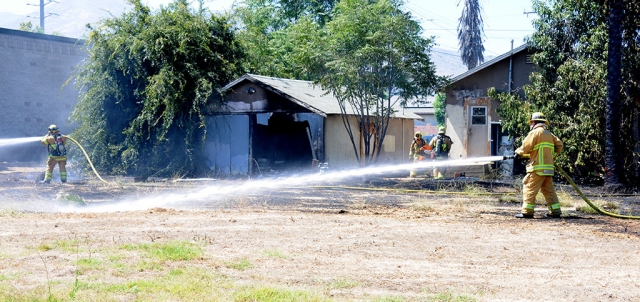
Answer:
[0,0,537,57]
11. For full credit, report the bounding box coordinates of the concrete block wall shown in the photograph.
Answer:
[0,28,85,138]
[0,28,85,161]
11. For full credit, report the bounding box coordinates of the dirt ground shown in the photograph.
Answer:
[1,161,640,301]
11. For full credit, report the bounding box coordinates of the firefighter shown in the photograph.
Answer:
[514,112,563,218]
[429,126,452,179]
[41,124,68,184]
[409,131,430,177]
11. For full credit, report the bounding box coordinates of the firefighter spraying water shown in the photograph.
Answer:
[41,124,68,184]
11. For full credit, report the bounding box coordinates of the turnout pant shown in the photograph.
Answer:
[45,157,67,183]
[521,172,561,215]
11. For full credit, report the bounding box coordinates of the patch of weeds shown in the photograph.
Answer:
[224,258,253,270]
[84,266,231,299]
[262,248,289,259]
[0,208,24,217]
[134,259,163,272]
[56,192,86,206]
[424,288,477,302]
[37,243,55,252]
[498,195,520,203]
[108,253,125,262]
[76,257,103,274]
[462,184,487,196]
[33,239,83,253]
[412,201,434,212]
[327,277,359,290]
[121,240,203,261]
[349,197,368,210]
[556,191,577,207]
[576,199,619,214]
[56,239,82,253]
[233,285,326,302]
[373,296,406,302]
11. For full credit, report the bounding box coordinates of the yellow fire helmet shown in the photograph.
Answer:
[529,112,549,125]
[48,124,59,133]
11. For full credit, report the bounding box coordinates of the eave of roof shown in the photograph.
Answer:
[224,74,421,120]
[449,43,529,85]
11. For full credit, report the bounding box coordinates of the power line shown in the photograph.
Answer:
[26,0,59,31]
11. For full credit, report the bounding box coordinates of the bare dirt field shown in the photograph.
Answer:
[1,161,640,301]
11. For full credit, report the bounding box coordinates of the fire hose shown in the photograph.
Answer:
[503,155,640,219]
[63,136,112,185]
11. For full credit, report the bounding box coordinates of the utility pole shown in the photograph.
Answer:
[27,0,58,32]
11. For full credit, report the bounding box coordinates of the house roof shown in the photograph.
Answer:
[224,74,421,119]
[449,43,529,85]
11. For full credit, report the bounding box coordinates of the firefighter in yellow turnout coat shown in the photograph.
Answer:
[41,124,68,184]
[409,132,431,177]
[514,113,563,218]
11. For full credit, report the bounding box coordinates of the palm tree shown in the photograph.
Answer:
[605,0,623,189]
[457,0,484,70]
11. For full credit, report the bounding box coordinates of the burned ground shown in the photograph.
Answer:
[1,161,640,301]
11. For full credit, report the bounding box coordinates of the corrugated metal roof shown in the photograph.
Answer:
[224,74,421,119]
[449,43,529,85]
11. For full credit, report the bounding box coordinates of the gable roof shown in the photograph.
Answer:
[224,74,421,119]
[449,43,529,85]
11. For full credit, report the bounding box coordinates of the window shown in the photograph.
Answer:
[383,135,395,152]
[471,106,487,125]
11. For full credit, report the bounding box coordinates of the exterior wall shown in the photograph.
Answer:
[324,115,414,169]
[0,28,85,161]
[324,115,359,169]
[444,49,535,158]
[205,115,250,176]
[0,28,84,138]
[445,104,465,159]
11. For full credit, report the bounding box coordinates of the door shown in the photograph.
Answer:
[467,106,488,157]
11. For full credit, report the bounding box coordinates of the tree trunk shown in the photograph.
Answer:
[604,0,624,190]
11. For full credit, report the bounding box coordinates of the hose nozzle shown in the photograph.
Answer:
[503,155,515,160]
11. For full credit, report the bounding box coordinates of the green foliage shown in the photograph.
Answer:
[314,0,444,165]
[233,285,325,302]
[72,0,245,177]
[224,258,253,270]
[433,92,446,126]
[495,0,640,185]
[122,240,203,261]
[19,21,44,34]
[231,0,335,80]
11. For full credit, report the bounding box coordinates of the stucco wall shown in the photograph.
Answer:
[324,115,414,169]
[444,49,536,158]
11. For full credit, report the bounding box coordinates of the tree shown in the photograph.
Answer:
[605,0,623,189]
[495,0,640,187]
[433,92,446,127]
[19,21,44,34]
[457,0,484,70]
[71,0,245,178]
[231,0,336,79]
[314,0,444,166]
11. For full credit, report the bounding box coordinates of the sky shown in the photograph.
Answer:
[0,0,537,57]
